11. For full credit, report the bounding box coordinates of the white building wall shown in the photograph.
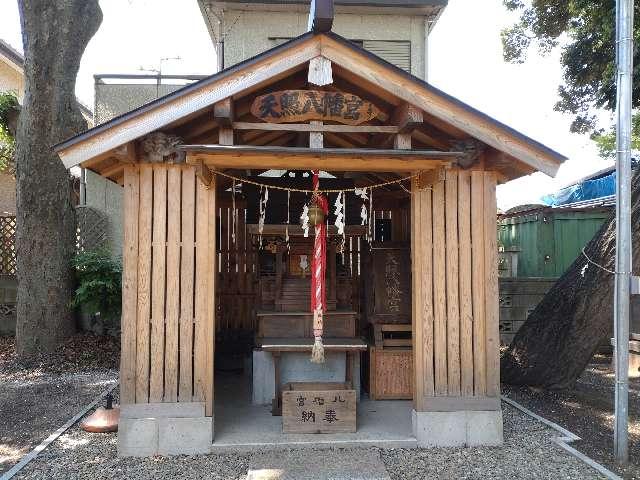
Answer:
[222,10,427,79]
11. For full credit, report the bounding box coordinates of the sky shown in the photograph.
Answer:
[0,0,614,210]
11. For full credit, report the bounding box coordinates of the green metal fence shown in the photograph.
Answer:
[498,206,612,278]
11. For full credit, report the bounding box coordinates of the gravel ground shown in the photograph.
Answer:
[14,403,607,479]
[380,404,606,480]
[503,353,640,479]
[0,334,119,474]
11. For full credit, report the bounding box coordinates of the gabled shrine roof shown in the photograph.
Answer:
[55,31,567,180]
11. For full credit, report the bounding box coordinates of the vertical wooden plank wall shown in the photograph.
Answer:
[121,167,139,405]
[411,169,500,409]
[119,163,216,415]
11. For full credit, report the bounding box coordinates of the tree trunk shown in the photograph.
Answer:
[15,0,102,358]
[501,170,640,389]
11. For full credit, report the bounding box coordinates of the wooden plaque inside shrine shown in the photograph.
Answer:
[363,242,411,325]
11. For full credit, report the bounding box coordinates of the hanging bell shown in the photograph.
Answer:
[307,204,325,226]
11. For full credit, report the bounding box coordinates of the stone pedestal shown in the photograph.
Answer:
[118,402,212,457]
[252,350,361,405]
[412,409,503,447]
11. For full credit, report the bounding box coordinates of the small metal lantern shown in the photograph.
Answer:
[307,204,325,226]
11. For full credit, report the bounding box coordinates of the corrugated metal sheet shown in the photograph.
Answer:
[498,208,612,278]
[362,40,411,72]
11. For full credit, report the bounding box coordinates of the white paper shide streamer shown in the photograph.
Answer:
[334,191,345,235]
[301,204,310,237]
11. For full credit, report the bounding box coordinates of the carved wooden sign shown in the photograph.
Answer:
[370,246,411,322]
[251,90,380,125]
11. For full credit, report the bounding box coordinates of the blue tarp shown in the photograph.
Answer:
[541,171,616,206]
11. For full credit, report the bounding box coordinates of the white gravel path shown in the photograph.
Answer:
[14,403,606,479]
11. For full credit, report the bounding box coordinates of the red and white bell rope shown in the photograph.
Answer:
[310,170,328,364]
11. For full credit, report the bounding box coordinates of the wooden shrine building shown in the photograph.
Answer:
[56,20,566,456]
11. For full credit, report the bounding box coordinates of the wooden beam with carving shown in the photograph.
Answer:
[251,90,381,125]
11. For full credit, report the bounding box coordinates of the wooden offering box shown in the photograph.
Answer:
[282,382,356,434]
[368,324,413,400]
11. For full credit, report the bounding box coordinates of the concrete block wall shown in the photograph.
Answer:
[498,277,557,344]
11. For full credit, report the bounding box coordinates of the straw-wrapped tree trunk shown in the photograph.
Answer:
[15,0,102,358]
[501,171,640,389]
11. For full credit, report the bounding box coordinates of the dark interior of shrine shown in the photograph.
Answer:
[214,168,412,408]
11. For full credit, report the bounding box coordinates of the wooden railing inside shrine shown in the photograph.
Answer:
[216,199,257,345]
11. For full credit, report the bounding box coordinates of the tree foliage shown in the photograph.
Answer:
[591,113,640,159]
[71,249,122,320]
[0,92,19,173]
[502,1,640,133]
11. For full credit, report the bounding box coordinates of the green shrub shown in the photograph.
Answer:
[71,249,122,320]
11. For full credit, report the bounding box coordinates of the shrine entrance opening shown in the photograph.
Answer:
[212,168,416,447]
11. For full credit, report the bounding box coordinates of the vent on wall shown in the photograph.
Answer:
[362,40,411,73]
[269,37,412,73]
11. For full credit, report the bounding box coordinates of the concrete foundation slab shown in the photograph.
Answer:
[118,402,212,457]
[247,449,391,480]
[118,418,157,457]
[158,417,213,456]
[412,409,503,447]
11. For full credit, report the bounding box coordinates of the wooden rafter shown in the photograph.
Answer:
[232,122,399,134]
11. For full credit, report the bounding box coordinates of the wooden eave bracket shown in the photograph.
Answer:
[450,139,486,169]
[415,167,445,190]
[138,132,186,164]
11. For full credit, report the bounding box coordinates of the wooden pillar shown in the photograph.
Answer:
[121,166,140,405]
[411,173,434,411]
[412,168,500,412]
[120,163,216,416]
